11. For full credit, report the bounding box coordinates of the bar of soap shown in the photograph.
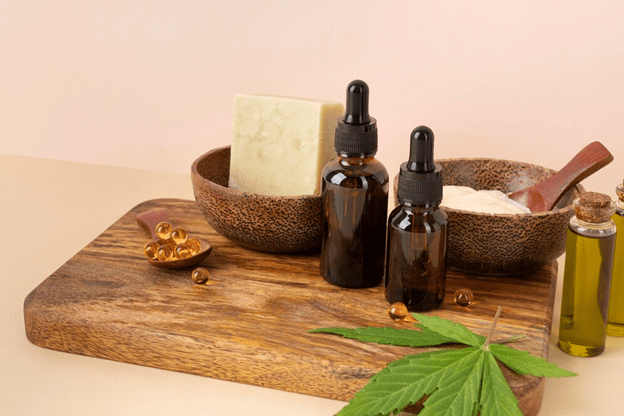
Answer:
[229,94,344,196]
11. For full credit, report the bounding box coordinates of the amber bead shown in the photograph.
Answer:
[186,238,201,254]
[155,222,173,240]
[171,227,188,244]
[191,267,210,284]
[387,302,416,323]
[143,241,159,259]
[454,288,474,307]
[174,244,191,260]
[156,238,175,249]
[156,245,174,261]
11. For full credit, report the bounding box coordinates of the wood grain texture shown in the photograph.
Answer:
[24,199,558,416]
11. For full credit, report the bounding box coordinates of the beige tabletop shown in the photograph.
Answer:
[2,153,623,416]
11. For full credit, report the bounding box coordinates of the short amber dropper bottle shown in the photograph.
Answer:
[319,80,389,288]
[385,126,448,311]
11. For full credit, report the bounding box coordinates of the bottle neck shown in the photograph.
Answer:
[337,152,375,166]
[400,201,440,212]
[570,215,616,238]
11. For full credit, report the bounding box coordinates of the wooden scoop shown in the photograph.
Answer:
[507,141,613,213]
[137,209,212,269]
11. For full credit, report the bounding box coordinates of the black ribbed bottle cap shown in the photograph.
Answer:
[334,80,378,155]
[397,126,443,206]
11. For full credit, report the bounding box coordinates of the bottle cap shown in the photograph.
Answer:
[574,192,615,223]
[396,126,443,206]
[334,80,378,155]
[616,180,624,202]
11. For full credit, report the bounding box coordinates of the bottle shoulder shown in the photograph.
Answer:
[322,156,389,186]
[389,205,448,231]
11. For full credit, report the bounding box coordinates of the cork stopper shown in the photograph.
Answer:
[573,192,615,223]
[616,179,624,202]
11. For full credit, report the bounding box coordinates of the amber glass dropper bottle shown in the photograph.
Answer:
[385,126,448,311]
[319,80,389,288]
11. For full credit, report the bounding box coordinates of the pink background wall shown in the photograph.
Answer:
[2,1,622,196]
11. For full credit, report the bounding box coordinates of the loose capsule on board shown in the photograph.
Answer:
[191,267,210,284]
[454,288,474,307]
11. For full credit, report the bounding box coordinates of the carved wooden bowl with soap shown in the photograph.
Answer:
[393,142,613,276]
[192,94,343,253]
[192,145,322,253]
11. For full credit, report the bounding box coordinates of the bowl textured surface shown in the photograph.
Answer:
[191,146,322,253]
[394,158,583,276]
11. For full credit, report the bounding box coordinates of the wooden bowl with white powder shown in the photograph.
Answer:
[394,158,584,276]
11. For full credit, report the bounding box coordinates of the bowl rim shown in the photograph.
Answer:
[191,145,321,201]
[433,157,585,218]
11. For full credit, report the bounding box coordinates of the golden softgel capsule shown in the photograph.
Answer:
[156,245,174,261]
[143,241,159,259]
[171,227,188,245]
[174,244,191,260]
[155,222,173,240]
[191,267,210,284]
[454,288,474,307]
[387,302,416,323]
[186,238,201,254]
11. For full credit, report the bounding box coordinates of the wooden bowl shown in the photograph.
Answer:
[393,158,584,276]
[191,146,322,253]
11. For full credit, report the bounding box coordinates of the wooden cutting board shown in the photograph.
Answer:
[24,199,558,416]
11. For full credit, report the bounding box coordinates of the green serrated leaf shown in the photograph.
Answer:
[337,347,483,416]
[308,326,456,348]
[479,351,523,416]
[411,313,486,347]
[311,310,576,416]
[418,350,485,416]
[489,343,578,378]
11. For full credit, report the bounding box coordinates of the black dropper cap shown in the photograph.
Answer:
[397,126,443,206]
[334,80,378,155]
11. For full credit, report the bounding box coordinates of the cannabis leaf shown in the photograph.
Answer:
[311,307,576,416]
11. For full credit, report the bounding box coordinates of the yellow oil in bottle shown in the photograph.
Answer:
[558,192,616,357]
[559,228,615,356]
[607,201,624,336]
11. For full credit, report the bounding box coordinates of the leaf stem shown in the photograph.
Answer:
[483,306,502,350]
[494,334,526,344]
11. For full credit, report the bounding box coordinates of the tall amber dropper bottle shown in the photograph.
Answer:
[385,126,448,311]
[319,80,389,288]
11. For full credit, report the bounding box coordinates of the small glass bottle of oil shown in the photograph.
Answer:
[385,126,448,311]
[558,192,616,357]
[607,181,624,336]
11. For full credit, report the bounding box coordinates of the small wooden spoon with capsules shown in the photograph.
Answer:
[137,209,212,269]
[507,141,613,213]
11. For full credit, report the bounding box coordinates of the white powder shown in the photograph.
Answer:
[441,186,530,214]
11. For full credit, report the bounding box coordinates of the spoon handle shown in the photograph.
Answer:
[137,209,169,240]
[537,141,613,210]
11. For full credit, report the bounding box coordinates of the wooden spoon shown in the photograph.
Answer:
[507,141,613,213]
[137,209,212,269]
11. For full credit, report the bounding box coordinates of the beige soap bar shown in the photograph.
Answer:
[229,94,344,196]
